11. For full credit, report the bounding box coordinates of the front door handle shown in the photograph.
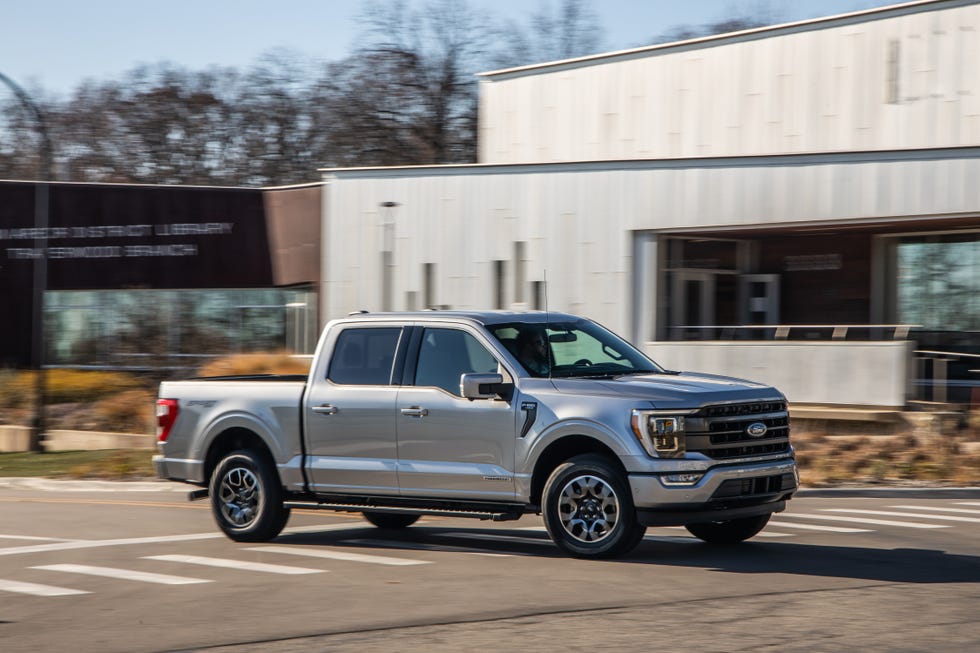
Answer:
[312,404,339,415]
[400,407,428,418]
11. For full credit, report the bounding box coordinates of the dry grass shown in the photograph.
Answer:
[0,369,144,408]
[196,351,311,377]
[93,389,155,433]
[793,429,980,486]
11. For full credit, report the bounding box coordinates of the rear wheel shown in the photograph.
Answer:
[363,512,420,529]
[542,454,646,559]
[685,514,771,545]
[210,449,290,542]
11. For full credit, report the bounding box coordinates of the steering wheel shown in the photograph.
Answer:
[573,359,592,366]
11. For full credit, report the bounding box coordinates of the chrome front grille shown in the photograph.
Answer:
[686,401,791,460]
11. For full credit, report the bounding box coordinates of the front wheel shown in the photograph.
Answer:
[685,514,771,545]
[210,449,290,542]
[542,454,646,559]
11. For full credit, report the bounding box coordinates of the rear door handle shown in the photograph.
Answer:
[400,407,428,417]
[312,404,339,415]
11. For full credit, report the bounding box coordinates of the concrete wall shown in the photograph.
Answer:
[0,426,32,452]
[0,427,153,453]
[478,0,980,164]
[644,340,914,408]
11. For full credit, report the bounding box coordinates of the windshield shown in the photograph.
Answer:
[489,319,665,378]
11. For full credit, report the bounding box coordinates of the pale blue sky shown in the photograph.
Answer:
[1,0,897,96]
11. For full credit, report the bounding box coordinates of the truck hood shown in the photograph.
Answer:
[549,371,781,409]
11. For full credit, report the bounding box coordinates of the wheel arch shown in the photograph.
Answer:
[530,435,626,507]
[204,427,277,486]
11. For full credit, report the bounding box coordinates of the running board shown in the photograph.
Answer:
[283,501,522,522]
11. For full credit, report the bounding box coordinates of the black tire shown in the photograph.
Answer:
[542,454,646,559]
[209,449,290,542]
[363,512,421,529]
[685,513,771,545]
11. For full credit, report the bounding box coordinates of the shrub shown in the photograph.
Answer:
[0,369,144,408]
[196,351,311,377]
[94,389,155,434]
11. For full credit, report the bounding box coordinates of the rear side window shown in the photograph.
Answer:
[414,328,499,396]
[328,327,402,386]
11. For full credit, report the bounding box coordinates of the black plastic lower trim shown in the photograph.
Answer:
[636,499,786,527]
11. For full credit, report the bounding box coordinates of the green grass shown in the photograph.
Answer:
[0,450,156,479]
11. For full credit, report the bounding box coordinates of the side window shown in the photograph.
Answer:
[327,327,401,386]
[415,328,499,396]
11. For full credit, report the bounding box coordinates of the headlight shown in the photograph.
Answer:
[630,409,688,458]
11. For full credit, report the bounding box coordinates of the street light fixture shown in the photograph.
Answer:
[0,72,52,453]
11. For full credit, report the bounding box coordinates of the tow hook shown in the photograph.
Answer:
[188,488,209,501]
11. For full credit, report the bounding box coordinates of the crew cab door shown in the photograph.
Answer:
[304,324,406,495]
[395,325,518,500]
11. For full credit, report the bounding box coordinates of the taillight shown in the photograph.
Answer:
[156,399,179,442]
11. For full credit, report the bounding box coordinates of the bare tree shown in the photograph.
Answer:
[0,0,605,180]
[492,0,604,69]
[46,65,242,185]
[321,0,491,165]
[235,50,331,185]
[651,2,780,44]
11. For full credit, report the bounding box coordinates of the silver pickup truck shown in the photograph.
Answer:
[155,311,798,559]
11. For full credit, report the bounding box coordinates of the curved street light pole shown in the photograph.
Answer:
[0,72,52,452]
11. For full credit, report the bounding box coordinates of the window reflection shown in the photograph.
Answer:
[897,236,980,331]
[44,287,317,369]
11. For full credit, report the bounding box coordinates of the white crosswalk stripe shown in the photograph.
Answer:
[0,578,89,596]
[899,505,980,515]
[246,546,430,566]
[821,508,980,524]
[770,520,870,533]
[957,502,980,507]
[791,513,947,529]
[0,534,75,542]
[144,554,325,575]
[341,538,513,557]
[31,564,211,585]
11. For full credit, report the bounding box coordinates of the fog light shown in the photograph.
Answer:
[661,473,704,486]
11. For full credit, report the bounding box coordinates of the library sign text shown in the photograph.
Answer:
[1,222,233,260]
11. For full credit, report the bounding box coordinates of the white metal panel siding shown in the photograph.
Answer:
[645,341,912,407]
[478,4,980,164]
[322,153,980,333]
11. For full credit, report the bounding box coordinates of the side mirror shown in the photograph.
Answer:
[460,373,504,400]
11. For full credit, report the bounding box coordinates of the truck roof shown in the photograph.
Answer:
[336,310,581,327]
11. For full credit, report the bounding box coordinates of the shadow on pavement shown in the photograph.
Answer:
[273,523,980,584]
[625,539,980,584]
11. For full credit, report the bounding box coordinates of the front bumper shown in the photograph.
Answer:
[629,457,798,526]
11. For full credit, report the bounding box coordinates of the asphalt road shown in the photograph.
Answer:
[2,479,979,653]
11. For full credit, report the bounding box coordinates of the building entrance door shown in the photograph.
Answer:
[671,271,716,338]
[739,274,781,324]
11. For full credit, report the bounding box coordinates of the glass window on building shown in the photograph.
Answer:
[896,234,980,332]
[44,287,317,370]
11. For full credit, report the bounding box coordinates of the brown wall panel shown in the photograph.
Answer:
[0,181,320,367]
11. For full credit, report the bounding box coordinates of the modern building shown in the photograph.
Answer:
[320,0,980,408]
[0,181,321,370]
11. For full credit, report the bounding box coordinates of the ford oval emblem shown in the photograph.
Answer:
[747,422,768,438]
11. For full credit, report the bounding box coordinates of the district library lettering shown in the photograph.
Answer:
[0,222,234,240]
[6,244,199,259]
